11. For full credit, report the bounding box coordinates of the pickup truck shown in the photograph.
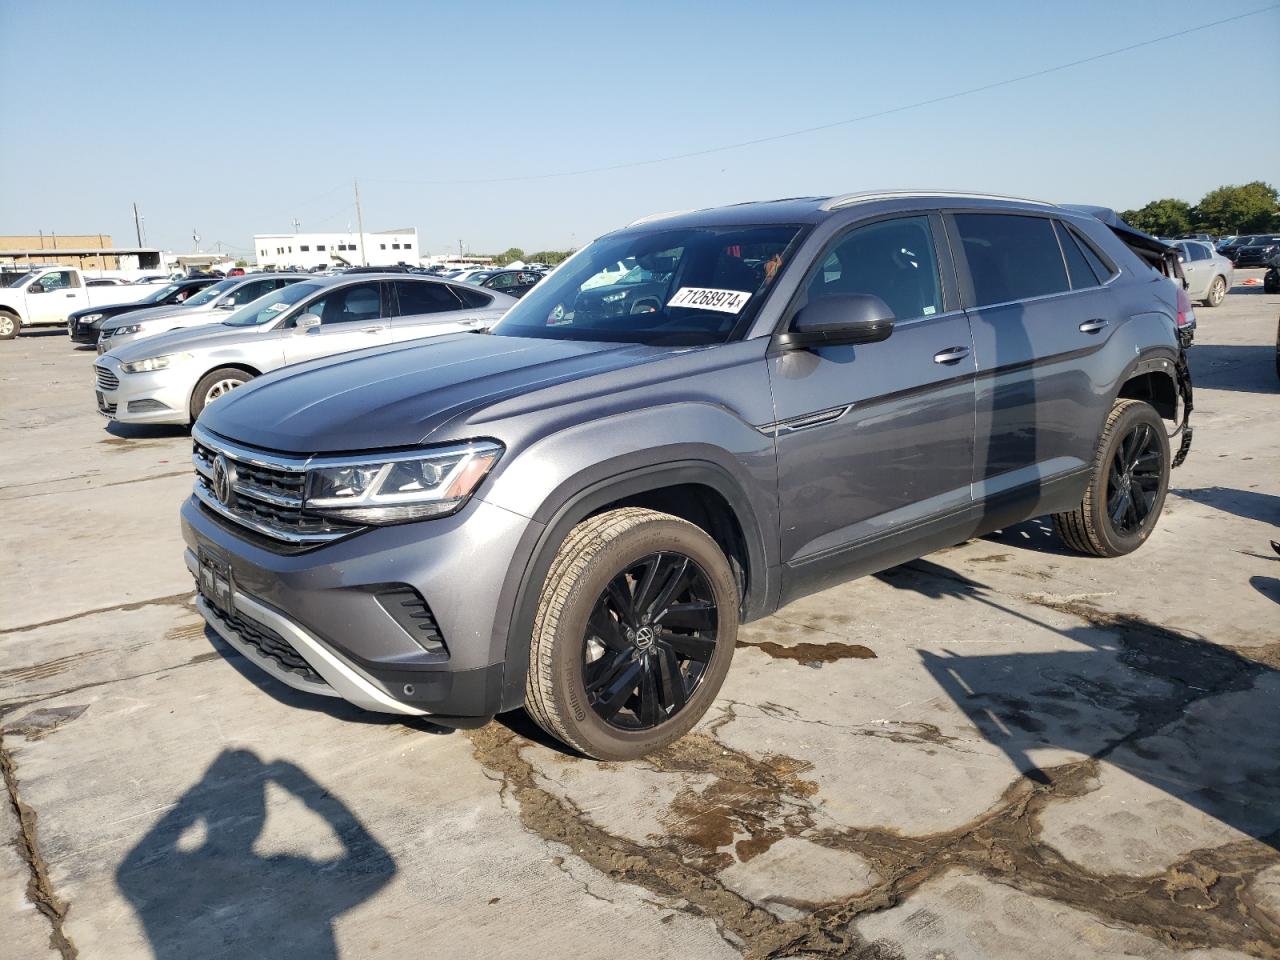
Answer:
[0,266,152,340]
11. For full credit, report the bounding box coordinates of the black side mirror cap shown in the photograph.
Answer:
[777,293,896,350]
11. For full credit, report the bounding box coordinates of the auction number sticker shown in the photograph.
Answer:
[667,287,751,314]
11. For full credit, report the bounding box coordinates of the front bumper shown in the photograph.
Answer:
[93,354,195,425]
[180,493,539,721]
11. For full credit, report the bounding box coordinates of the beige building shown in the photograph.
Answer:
[0,234,120,269]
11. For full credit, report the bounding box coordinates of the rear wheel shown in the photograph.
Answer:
[1053,399,1170,557]
[1204,275,1227,307]
[0,312,20,340]
[190,367,252,420]
[525,508,738,760]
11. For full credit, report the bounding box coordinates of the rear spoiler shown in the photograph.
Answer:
[1061,204,1183,280]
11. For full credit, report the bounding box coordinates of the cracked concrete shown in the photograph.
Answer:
[0,276,1277,958]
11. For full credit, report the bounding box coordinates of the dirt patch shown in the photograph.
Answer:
[4,705,88,741]
[737,639,876,665]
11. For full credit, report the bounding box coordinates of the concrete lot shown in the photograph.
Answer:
[1,274,1277,960]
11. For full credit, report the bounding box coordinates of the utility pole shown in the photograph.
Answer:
[291,217,301,234]
[353,178,367,265]
[133,203,143,246]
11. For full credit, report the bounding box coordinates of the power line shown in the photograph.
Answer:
[369,5,1278,187]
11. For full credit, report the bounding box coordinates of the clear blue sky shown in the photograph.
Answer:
[1,0,1277,260]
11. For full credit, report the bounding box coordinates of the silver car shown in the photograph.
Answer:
[94,273,515,425]
[1173,240,1233,307]
[96,274,310,353]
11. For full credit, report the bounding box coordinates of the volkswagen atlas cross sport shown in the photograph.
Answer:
[182,191,1194,761]
[95,273,516,424]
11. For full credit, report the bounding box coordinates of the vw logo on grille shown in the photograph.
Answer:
[211,454,236,507]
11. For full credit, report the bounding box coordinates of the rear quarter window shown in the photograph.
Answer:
[453,286,494,308]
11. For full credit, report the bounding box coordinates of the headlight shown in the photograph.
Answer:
[111,324,143,336]
[601,290,629,303]
[304,441,502,524]
[81,313,103,323]
[120,352,192,374]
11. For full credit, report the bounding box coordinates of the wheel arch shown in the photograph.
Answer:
[1112,354,1179,422]
[492,458,776,712]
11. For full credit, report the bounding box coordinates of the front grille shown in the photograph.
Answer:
[206,600,325,685]
[95,365,119,391]
[192,428,357,546]
[97,395,117,416]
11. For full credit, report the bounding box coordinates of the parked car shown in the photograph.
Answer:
[1264,251,1280,294]
[96,274,309,353]
[1231,235,1280,268]
[1217,236,1257,261]
[478,269,544,299]
[94,273,515,425]
[1172,240,1233,307]
[69,278,220,344]
[178,190,1193,760]
[0,266,152,339]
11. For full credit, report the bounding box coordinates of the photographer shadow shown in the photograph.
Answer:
[117,749,395,960]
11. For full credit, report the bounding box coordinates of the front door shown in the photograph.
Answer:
[28,270,85,324]
[282,281,391,365]
[768,214,977,598]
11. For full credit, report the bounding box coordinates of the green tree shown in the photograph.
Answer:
[234,258,248,268]
[1191,181,1280,234]
[499,247,525,265]
[1121,199,1192,236]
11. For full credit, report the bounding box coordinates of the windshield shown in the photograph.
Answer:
[223,281,324,326]
[491,224,803,345]
[184,278,238,306]
[141,283,183,304]
[6,271,37,288]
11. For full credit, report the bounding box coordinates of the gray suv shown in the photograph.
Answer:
[181,191,1194,760]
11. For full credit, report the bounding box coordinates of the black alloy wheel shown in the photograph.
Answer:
[1105,421,1164,536]
[582,552,717,731]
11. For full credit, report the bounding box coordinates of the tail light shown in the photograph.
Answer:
[1175,284,1194,328]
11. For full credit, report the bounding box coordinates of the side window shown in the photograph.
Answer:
[226,280,271,305]
[954,214,1069,307]
[41,271,73,290]
[304,282,383,325]
[489,273,516,289]
[395,280,464,315]
[1067,226,1116,283]
[453,286,494,309]
[803,216,943,321]
[1190,243,1210,262]
[1054,221,1100,288]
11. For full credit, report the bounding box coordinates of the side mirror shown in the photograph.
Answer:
[294,314,321,333]
[28,282,45,294]
[778,294,896,350]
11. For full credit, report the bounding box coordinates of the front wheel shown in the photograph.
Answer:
[0,313,20,340]
[1204,275,1227,307]
[525,508,739,760]
[1053,399,1170,557]
[190,366,252,421]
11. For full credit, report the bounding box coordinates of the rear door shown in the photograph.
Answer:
[282,280,391,364]
[1175,242,1211,298]
[389,279,473,342]
[768,213,977,583]
[946,211,1121,500]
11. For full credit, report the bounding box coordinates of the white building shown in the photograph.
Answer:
[253,227,418,270]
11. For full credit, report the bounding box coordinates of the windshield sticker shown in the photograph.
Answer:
[266,302,290,312]
[667,287,751,314]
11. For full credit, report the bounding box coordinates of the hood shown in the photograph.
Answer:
[105,322,272,363]
[100,303,212,331]
[199,332,674,453]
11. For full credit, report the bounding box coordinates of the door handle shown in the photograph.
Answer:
[66,293,76,298]
[933,346,970,365]
[360,325,383,334]
[1078,319,1109,334]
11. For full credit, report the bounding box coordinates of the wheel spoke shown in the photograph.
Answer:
[645,557,691,622]
[588,607,630,652]
[585,648,634,696]
[1110,489,1131,526]
[656,644,687,712]
[657,600,716,631]
[592,659,644,721]
[638,662,662,726]
[605,572,637,628]
[1127,425,1150,471]
[661,629,716,663]
[630,555,663,619]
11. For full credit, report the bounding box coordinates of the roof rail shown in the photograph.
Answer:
[820,189,1056,211]
[626,208,699,227]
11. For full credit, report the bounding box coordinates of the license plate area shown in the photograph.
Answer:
[197,547,234,617]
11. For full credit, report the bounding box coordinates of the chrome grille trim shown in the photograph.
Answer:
[193,481,348,545]
[95,365,119,391]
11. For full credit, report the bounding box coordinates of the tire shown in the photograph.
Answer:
[0,312,20,340]
[190,366,252,420]
[525,507,739,760]
[1053,399,1170,558]
[1204,275,1227,307]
